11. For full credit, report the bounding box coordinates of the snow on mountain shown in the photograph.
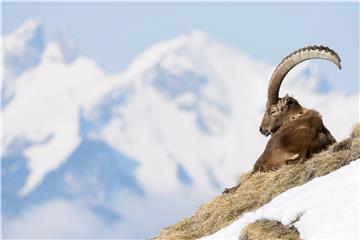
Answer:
[98,31,260,194]
[201,160,359,239]
[2,18,45,104]
[3,51,122,196]
[2,18,79,106]
[2,19,359,238]
[3,18,44,76]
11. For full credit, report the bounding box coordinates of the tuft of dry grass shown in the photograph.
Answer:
[155,123,360,240]
[240,220,300,240]
[351,122,360,138]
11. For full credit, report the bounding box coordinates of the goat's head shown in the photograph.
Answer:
[260,94,303,136]
[259,46,342,137]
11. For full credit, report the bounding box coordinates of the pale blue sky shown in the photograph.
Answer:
[2,2,359,93]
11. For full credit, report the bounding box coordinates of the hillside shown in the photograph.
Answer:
[156,123,360,239]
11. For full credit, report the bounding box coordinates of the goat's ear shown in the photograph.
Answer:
[280,94,291,106]
[284,94,291,103]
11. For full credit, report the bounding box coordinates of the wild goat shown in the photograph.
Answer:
[254,45,339,172]
[224,46,339,193]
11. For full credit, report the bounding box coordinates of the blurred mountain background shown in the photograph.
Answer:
[1,3,359,238]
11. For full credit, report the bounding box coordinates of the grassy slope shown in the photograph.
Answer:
[155,123,360,239]
[240,220,300,240]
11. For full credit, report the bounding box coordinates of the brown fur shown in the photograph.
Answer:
[255,96,335,172]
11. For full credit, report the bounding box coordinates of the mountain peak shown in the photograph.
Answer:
[180,30,210,45]
[3,18,45,77]
[2,18,45,104]
[3,18,43,52]
[125,30,213,81]
[41,31,78,64]
[55,31,78,63]
[18,18,42,35]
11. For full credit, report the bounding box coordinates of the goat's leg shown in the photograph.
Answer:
[284,153,301,165]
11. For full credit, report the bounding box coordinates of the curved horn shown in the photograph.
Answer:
[267,45,341,105]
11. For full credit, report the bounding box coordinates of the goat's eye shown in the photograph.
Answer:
[270,110,276,114]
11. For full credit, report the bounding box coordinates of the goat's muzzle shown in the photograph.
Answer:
[259,127,270,136]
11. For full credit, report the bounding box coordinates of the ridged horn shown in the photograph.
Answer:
[267,45,341,105]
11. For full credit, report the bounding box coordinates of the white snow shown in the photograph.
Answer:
[2,18,45,102]
[201,160,360,240]
[3,55,121,195]
[3,18,43,63]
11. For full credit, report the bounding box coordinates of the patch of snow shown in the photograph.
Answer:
[201,160,359,240]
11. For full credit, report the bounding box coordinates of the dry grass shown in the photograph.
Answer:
[240,220,300,240]
[155,123,360,240]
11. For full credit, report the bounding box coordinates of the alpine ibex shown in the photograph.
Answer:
[223,46,340,194]
[254,45,339,172]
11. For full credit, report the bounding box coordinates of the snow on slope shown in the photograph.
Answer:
[201,160,360,239]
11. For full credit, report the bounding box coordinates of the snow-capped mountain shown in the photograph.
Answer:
[2,19,358,238]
